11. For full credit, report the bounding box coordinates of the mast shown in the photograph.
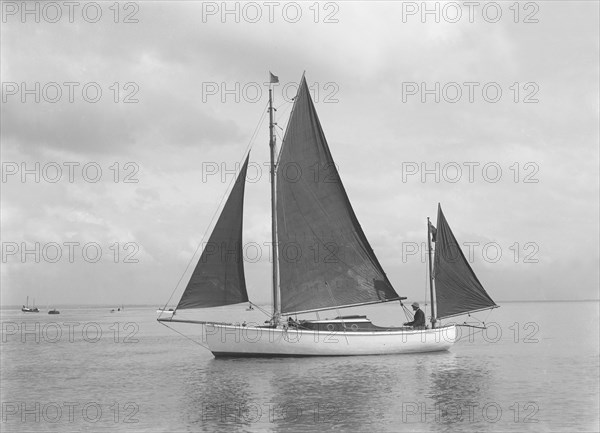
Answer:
[427,217,436,328]
[269,87,280,320]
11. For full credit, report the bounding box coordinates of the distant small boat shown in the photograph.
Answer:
[48,309,60,315]
[21,296,39,313]
[157,308,174,314]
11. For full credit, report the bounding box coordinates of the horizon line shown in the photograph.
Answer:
[1,299,599,309]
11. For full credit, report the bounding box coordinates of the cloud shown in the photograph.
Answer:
[1,2,598,306]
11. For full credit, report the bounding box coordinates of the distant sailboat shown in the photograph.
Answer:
[159,74,498,357]
[21,296,39,313]
[48,308,60,315]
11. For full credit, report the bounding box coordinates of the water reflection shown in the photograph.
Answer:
[182,359,266,432]
[180,352,467,432]
[426,353,495,432]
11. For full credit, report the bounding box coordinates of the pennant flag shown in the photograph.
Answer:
[429,221,437,242]
[269,72,279,83]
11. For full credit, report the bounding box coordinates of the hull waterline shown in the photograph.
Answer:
[204,324,457,357]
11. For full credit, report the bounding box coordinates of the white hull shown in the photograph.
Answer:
[204,324,457,357]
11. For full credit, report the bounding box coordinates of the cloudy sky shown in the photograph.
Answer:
[1,1,598,308]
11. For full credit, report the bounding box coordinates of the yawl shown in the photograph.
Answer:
[159,75,498,357]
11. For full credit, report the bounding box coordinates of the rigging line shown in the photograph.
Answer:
[158,320,210,350]
[274,127,284,143]
[275,88,302,168]
[272,104,291,147]
[249,301,272,319]
[398,299,411,322]
[249,100,270,148]
[274,100,293,132]
[480,308,495,324]
[275,99,290,111]
[400,301,413,322]
[159,101,269,315]
[463,308,495,326]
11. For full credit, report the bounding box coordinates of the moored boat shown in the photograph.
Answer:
[21,297,39,313]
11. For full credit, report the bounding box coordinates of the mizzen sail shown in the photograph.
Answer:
[176,155,250,309]
[433,204,497,319]
[276,77,400,314]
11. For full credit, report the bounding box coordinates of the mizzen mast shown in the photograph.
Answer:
[427,216,436,328]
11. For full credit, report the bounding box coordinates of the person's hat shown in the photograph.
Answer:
[411,302,419,308]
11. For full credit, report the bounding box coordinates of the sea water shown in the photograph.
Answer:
[1,301,598,432]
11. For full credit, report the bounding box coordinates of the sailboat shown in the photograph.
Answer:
[21,296,39,313]
[159,75,498,357]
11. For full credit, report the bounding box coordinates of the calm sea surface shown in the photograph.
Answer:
[1,301,598,432]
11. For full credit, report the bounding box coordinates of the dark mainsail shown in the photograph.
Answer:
[275,77,400,314]
[176,155,250,309]
[433,204,497,319]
